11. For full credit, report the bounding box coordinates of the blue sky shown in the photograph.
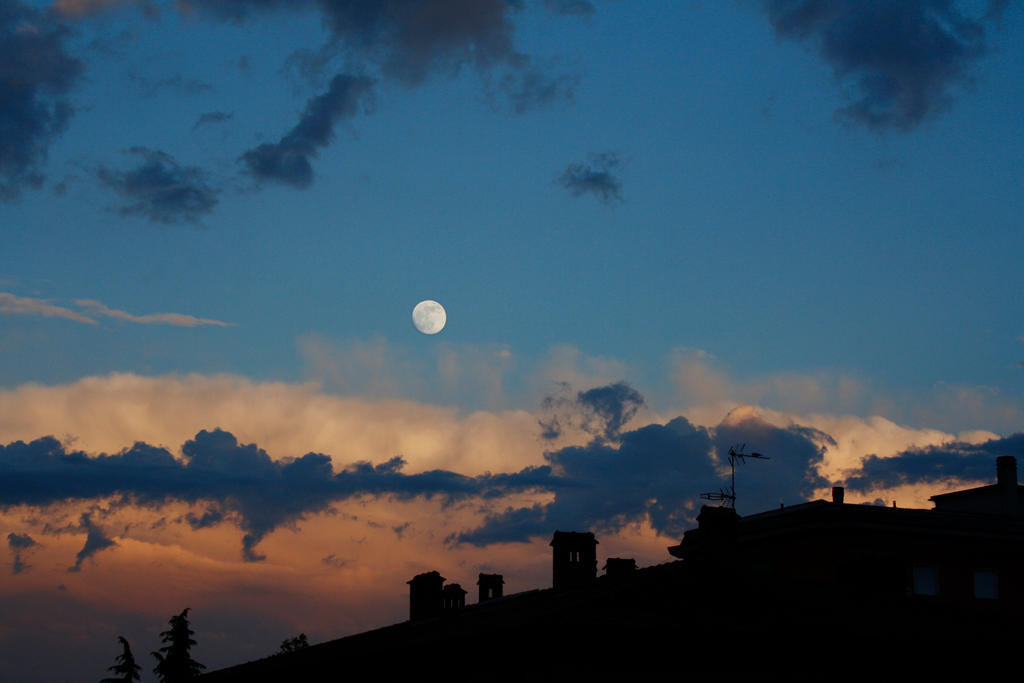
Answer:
[3,2,1024,679]
[3,0,1022,420]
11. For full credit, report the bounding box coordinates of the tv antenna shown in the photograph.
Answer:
[701,444,769,509]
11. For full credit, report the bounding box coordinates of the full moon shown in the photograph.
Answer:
[412,300,446,335]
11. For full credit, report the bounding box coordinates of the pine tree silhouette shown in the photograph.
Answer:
[278,633,309,654]
[152,608,206,682]
[99,636,141,683]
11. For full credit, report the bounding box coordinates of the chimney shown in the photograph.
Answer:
[407,571,445,621]
[997,456,1018,515]
[441,583,466,612]
[550,531,598,591]
[832,486,845,505]
[477,573,504,602]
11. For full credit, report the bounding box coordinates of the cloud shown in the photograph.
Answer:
[72,299,232,327]
[759,0,999,131]
[0,428,556,561]
[556,152,623,204]
[96,147,220,224]
[188,0,524,85]
[8,531,38,574]
[241,74,374,188]
[457,396,831,546]
[540,381,644,442]
[0,379,833,559]
[0,372,547,477]
[321,552,348,569]
[0,0,83,200]
[68,512,117,572]
[1,291,231,327]
[192,110,233,131]
[0,292,97,325]
[191,0,577,136]
[845,433,1024,492]
[669,346,1024,435]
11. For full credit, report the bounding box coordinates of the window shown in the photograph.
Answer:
[973,570,998,600]
[912,565,939,596]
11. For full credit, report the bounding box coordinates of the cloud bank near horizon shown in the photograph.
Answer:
[4,375,1013,568]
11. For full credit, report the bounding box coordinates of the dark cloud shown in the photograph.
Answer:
[191,0,577,106]
[321,553,348,568]
[540,381,643,442]
[241,74,374,188]
[2,395,833,556]
[0,428,554,561]
[180,0,581,192]
[556,152,623,204]
[192,111,233,131]
[96,147,220,224]
[7,532,36,550]
[189,0,521,84]
[184,506,226,529]
[845,433,1024,491]
[68,512,117,572]
[8,532,38,575]
[0,0,83,200]
[759,0,1001,131]
[458,400,831,545]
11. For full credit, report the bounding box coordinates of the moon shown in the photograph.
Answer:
[412,300,446,335]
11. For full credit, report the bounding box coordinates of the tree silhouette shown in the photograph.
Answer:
[151,608,205,682]
[278,633,309,654]
[99,636,141,682]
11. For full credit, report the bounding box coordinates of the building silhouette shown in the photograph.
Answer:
[200,457,1024,680]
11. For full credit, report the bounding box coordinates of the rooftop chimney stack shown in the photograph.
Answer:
[441,583,467,612]
[478,573,504,603]
[832,486,845,505]
[997,456,1018,515]
[550,531,598,591]
[407,571,445,621]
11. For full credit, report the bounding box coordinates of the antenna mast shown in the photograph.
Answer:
[701,444,769,509]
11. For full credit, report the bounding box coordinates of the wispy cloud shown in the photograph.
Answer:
[73,299,232,327]
[0,292,231,327]
[96,147,220,225]
[7,532,39,575]
[0,292,96,325]
[556,152,623,204]
[68,512,117,572]
[192,111,233,131]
